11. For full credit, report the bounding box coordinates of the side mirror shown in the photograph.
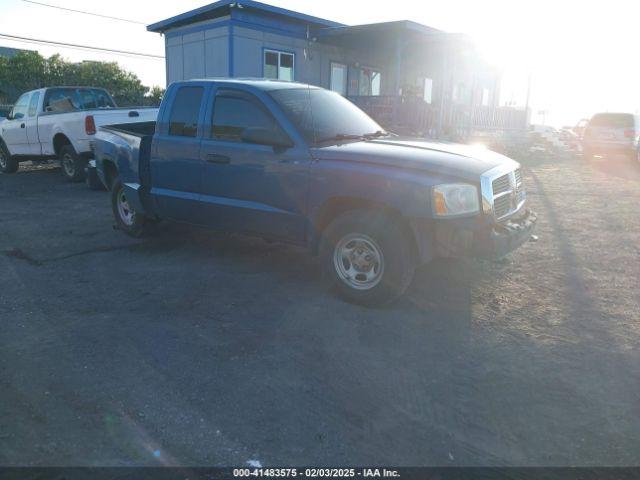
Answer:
[241,127,293,149]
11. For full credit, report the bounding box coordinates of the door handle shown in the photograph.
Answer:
[206,153,230,164]
[20,123,25,128]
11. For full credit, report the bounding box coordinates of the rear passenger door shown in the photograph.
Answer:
[150,84,207,222]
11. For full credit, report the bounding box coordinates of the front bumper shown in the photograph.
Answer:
[434,209,537,259]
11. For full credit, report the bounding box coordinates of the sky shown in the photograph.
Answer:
[1,0,639,127]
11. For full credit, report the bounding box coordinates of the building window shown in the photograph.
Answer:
[168,86,203,138]
[264,49,294,81]
[212,91,281,143]
[357,68,381,96]
[330,62,348,96]
[423,78,433,104]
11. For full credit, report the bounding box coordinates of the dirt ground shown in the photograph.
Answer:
[0,155,639,467]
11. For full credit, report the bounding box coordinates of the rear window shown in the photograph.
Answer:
[44,88,116,113]
[589,113,634,128]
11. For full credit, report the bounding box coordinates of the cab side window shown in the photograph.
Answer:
[10,93,30,120]
[168,87,203,138]
[212,90,281,143]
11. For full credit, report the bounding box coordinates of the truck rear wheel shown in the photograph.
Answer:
[111,178,152,238]
[0,141,18,174]
[59,145,86,182]
[320,210,415,306]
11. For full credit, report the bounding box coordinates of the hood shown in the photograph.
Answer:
[312,138,519,181]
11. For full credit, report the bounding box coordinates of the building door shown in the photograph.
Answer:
[198,88,309,242]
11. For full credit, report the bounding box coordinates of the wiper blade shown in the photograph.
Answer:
[316,133,365,143]
[363,130,390,139]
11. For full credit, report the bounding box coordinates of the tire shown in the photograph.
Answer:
[319,209,415,306]
[0,141,18,174]
[59,144,86,182]
[111,178,152,237]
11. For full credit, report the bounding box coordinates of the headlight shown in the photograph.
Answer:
[432,184,480,217]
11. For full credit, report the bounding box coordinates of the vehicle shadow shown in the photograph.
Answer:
[136,221,480,326]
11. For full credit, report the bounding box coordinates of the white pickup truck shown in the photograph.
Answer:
[0,87,158,181]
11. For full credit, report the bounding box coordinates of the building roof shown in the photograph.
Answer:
[314,20,449,50]
[147,0,345,33]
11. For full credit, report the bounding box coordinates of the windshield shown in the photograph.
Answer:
[269,88,384,145]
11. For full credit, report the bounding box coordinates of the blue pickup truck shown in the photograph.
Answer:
[94,79,536,305]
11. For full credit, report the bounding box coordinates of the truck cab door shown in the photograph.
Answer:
[1,93,30,156]
[26,91,42,155]
[149,84,207,222]
[198,88,310,243]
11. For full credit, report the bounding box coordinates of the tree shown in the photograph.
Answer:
[144,86,165,107]
[0,51,155,106]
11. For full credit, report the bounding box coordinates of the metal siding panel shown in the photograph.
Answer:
[167,44,184,83]
[183,41,206,79]
[167,36,182,47]
[205,37,229,77]
[183,30,205,43]
[205,25,229,39]
[233,36,263,77]
[233,26,264,41]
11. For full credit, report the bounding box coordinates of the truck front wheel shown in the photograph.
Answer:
[59,145,86,182]
[111,179,152,238]
[0,141,18,174]
[320,210,415,306]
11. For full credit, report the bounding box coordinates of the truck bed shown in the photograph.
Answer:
[97,121,157,189]
[101,121,157,137]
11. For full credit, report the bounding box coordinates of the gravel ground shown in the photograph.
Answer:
[0,156,639,467]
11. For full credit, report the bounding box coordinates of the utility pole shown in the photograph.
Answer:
[523,72,532,128]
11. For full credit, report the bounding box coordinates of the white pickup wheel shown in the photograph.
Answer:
[0,141,18,174]
[59,145,86,182]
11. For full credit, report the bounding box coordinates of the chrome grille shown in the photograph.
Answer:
[492,174,511,195]
[481,166,527,221]
[493,195,512,218]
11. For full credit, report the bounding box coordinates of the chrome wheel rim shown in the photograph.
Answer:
[62,153,75,177]
[333,233,384,290]
[116,187,135,226]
